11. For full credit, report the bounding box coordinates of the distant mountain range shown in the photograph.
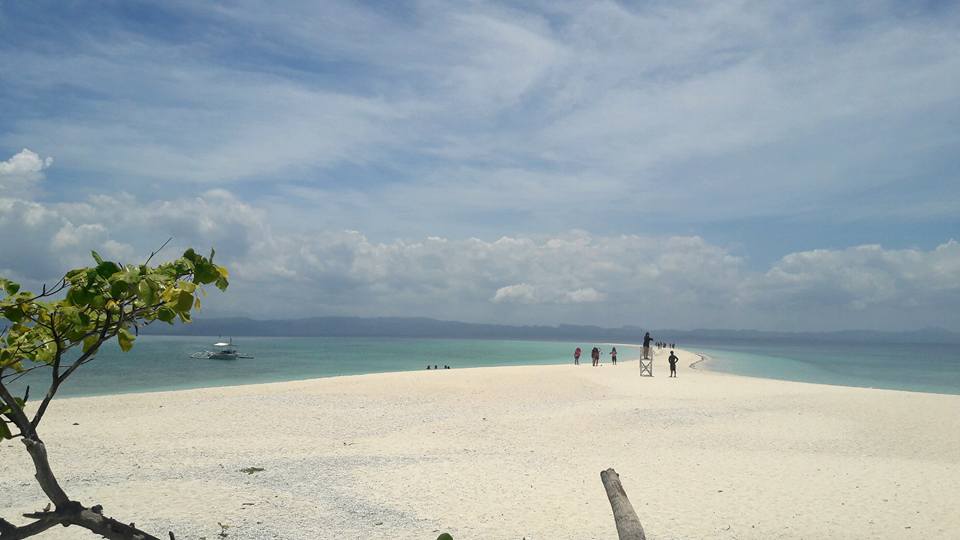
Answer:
[141,316,960,344]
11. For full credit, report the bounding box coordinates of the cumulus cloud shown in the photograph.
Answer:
[748,241,960,312]
[563,288,606,304]
[2,2,959,331]
[1,175,958,329]
[492,283,538,304]
[0,149,53,197]
[492,285,606,305]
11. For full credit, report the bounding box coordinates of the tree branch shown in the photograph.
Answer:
[1,504,164,540]
[20,438,70,508]
[31,312,112,431]
[0,381,31,435]
[23,278,67,303]
[0,515,64,540]
[1,364,46,384]
[143,237,173,266]
[49,313,62,390]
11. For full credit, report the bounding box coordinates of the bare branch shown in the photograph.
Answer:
[49,313,61,386]
[23,278,67,303]
[143,237,173,266]
[0,514,64,539]
[1,504,166,540]
[1,364,48,385]
[31,313,112,430]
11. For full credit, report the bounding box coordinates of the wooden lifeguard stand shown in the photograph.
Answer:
[639,347,653,377]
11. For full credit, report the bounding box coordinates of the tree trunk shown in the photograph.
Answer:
[21,438,70,508]
[1,437,163,540]
[600,468,646,540]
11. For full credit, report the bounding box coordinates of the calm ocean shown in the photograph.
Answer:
[5,336,632,398]
[689,340,960,395]
[6,336,957,398]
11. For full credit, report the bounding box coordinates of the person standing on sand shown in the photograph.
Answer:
[574,347,581,365]
[591,346,599,367]
[611,347,618,365]
[642,332,653,359]
[668,350,679,377]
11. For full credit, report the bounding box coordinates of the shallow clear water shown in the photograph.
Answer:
[7,335,956,399]
[688,340,960,395]
[5,336,636,398]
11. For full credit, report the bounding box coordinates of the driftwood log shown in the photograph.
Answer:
[600,468,646,540]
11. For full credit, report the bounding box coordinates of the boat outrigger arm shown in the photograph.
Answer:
[190,338,253,360]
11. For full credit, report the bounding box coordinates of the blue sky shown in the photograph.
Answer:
[1,1,958,330]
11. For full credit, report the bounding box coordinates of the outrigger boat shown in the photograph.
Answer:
[191,338,253,360]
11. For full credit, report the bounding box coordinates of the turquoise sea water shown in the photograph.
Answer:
[689,340,960,395]
[6,335,957,398]
[5,336,634,398]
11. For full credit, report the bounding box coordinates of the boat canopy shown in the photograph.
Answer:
[213,342,230,347]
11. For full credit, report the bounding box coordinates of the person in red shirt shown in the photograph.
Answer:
[574,347,582,365]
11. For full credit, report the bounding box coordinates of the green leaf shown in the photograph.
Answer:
[193,261,219,284]
[82,335,100,353]
[437,534,453,540]
[59,306,81,326]
[91,250,104,265]
[2,279,20,295]
[109,280,128,299]
[96,261,121,279]
[175,290,194,312]
[178,281,197,293]
[0,419,12,440]
[138,279,156,305]
[117,327,135,352]
[157,306,176,323]
[2,305,24,323]
[65,268,86,280]
[35,344,55,363]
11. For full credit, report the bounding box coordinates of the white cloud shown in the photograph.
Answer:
[1,171,958,330]
[0,149,53,197]
[492,283,538,304]
[2,4,959,331]
[3,1,957,230]
[563,287,606,304]
[749,241,960,310]
[52,222,106,249]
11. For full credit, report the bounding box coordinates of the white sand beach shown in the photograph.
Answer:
[2,348,958,540]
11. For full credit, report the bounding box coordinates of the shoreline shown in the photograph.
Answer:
[33,343,959,402]
[41,341,958,402]
[3,349,958,539]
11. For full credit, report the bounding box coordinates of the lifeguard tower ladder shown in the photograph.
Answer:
[639,347,653,377]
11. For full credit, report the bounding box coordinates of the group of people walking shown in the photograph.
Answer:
[573,346,618,366]
[574,331,680,377]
